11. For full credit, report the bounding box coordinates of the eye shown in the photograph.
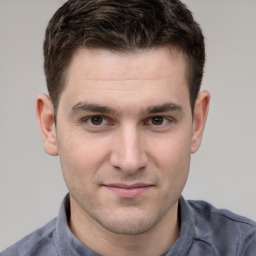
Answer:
[86,116,107,126]
[148,116,168,126]
[80,115,114,132]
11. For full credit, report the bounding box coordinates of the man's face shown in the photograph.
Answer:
[52,47,201,235]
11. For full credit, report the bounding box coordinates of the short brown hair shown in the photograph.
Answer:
[44,0,205,113]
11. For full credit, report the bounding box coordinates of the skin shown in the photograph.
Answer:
[36,46,210,256]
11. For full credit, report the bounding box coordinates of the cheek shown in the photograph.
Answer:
[57,130,111,184]
[159,143,191,185]
[149,130,192,169]
[148,131,192,192]
[59,127,109,159]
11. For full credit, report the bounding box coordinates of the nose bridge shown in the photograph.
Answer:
[110,123,147,174]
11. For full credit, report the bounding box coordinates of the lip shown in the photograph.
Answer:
[103,183,154,198]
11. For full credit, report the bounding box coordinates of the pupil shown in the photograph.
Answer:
[91,116,102,125]
[152,117,163,125]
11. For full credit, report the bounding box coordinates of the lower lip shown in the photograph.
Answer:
[104,186,152,198]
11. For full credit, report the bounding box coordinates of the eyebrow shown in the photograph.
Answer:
[146,103,182,114]
[72,102,117,115]
[71,102,182,115]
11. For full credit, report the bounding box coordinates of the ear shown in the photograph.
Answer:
[36,94,58,156]
[191,90,210,154]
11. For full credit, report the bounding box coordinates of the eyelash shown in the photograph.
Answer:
[145,116,170,126]
[81,116,110,126]
[80,115,174,128]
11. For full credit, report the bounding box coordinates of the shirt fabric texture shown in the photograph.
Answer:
[1,195,256,256]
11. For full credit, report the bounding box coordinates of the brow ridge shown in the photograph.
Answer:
[146,103,182,114]
[72,102,117,115]
[71,102,182,116]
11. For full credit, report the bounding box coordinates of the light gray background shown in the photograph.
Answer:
[0,0,256,251]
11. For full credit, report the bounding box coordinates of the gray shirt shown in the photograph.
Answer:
[1,195,256,256]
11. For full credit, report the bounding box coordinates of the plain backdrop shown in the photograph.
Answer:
[0,0,256,251]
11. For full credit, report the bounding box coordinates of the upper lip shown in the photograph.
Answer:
[103,183,153,189]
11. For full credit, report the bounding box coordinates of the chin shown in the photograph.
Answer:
[101,218,155,235]
[95,209,165,235]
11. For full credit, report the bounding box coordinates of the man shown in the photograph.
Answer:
[1,0,256,255]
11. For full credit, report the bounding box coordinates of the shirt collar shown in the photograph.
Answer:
[55,194,101,256]
[54,194,195,256]
[162,196,196,255]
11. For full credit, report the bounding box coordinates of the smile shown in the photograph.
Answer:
[103,183,154,198]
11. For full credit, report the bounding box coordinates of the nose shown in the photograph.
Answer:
[109,125,148,175]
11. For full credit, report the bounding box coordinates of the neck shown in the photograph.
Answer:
[68,199,180,256]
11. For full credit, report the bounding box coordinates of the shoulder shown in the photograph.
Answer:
[188,200,256,255]
[0,218,58,256]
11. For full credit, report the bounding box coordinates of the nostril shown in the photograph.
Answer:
[111,154,148,175]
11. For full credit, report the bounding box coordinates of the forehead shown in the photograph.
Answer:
[58,46,190,113]
[65,46,188,87]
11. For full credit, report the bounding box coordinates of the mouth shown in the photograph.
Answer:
[102,183,154,198]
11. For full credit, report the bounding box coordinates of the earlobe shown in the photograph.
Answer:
[36,94,58,156]
[191,90,210,154]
